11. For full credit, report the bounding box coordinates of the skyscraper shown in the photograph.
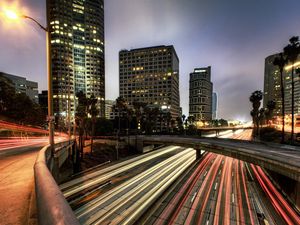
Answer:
[119,45,180,119]
[189,67,213,121]
[264,53,300,116]
[47,0,105,127]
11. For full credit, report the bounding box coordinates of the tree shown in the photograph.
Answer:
[94,118,114,135]
[258,108,266,128]
[265,100,276,126]
[75,91,88,158]
[0,74,44,126]
[182,114,187,135]
[158,111,165,133]
[132,101,146,133]
[250,90,263,136]
[284,36,300,143]
[116,97,127,128]
[176,116,184,134]
[0,75,15,114]
[187,115,195,127]
[273,53,287,143]
[165,112,172,133]
[87,94,98,154]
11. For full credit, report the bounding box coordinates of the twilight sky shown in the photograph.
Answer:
[1,0,300,120]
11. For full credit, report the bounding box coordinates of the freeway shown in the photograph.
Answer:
[139,130,300,225]
[60,146,188,199]
[61,130,300,224]
[61,146,198,225]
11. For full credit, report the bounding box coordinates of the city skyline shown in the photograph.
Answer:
[1,0,300,120]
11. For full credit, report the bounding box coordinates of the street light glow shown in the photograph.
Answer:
[4,9,19,20]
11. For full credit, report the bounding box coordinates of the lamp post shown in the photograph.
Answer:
[3,9,55,153]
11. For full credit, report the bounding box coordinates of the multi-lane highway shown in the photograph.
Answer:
[140,130,299,225]
[61,146,197,224]
[61,129,300,225]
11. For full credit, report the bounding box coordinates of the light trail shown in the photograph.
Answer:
[240,161,256,225]
[235,160,245,225]
[148,129,296,225]
[0,136,66,151]
[105,152,196,225]
[213,157,228,225]
[76,148,196,224]
[61,146,183,198]
[0,120,68,136]
[224,157,233,225]
[155,153,215,225]
[74,147,193,218]
[251,164,300,225]
[183,155,223,224]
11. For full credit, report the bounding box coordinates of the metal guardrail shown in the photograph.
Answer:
[34,140,80,225]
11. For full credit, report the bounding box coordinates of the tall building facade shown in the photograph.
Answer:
[264,53,300,116]
[105,100,115,119]
[212,92,218,120]
[189,67,213,121]
[47,0,105,127]
[119,45,180,119]
[0,72,38,103]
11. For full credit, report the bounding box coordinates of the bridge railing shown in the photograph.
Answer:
[34,140,80,225]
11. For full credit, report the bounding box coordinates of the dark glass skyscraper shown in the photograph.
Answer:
[189,67,213,121]
[47,0,105,127]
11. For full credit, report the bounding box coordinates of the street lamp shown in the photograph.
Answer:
[2,8,55,153]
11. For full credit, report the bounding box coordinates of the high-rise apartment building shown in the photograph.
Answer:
[212,92,218,120]
[119,45,180,119]
[189,67,213,121]
[264,53,300,116]
[47,0,105,127]
[105,100,115,119]
[0,72,38,103]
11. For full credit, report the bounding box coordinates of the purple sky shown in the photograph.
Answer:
[1,0,300,120]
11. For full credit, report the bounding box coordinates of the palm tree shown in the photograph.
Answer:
[132,101,146,133]
[75,91,88,159]
[273,53,287,143]
[187,115,195,126]
[249,90,263,136]
[115,97,127,160]
[258,108,265,129]
[181,114,186,135]
[165,112,172,134]
[158,111,164,133]
[88,94,98,154]
[284,36,300,143]
[265,100,276,126]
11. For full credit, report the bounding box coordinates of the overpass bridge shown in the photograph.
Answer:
[129,135,300,182]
